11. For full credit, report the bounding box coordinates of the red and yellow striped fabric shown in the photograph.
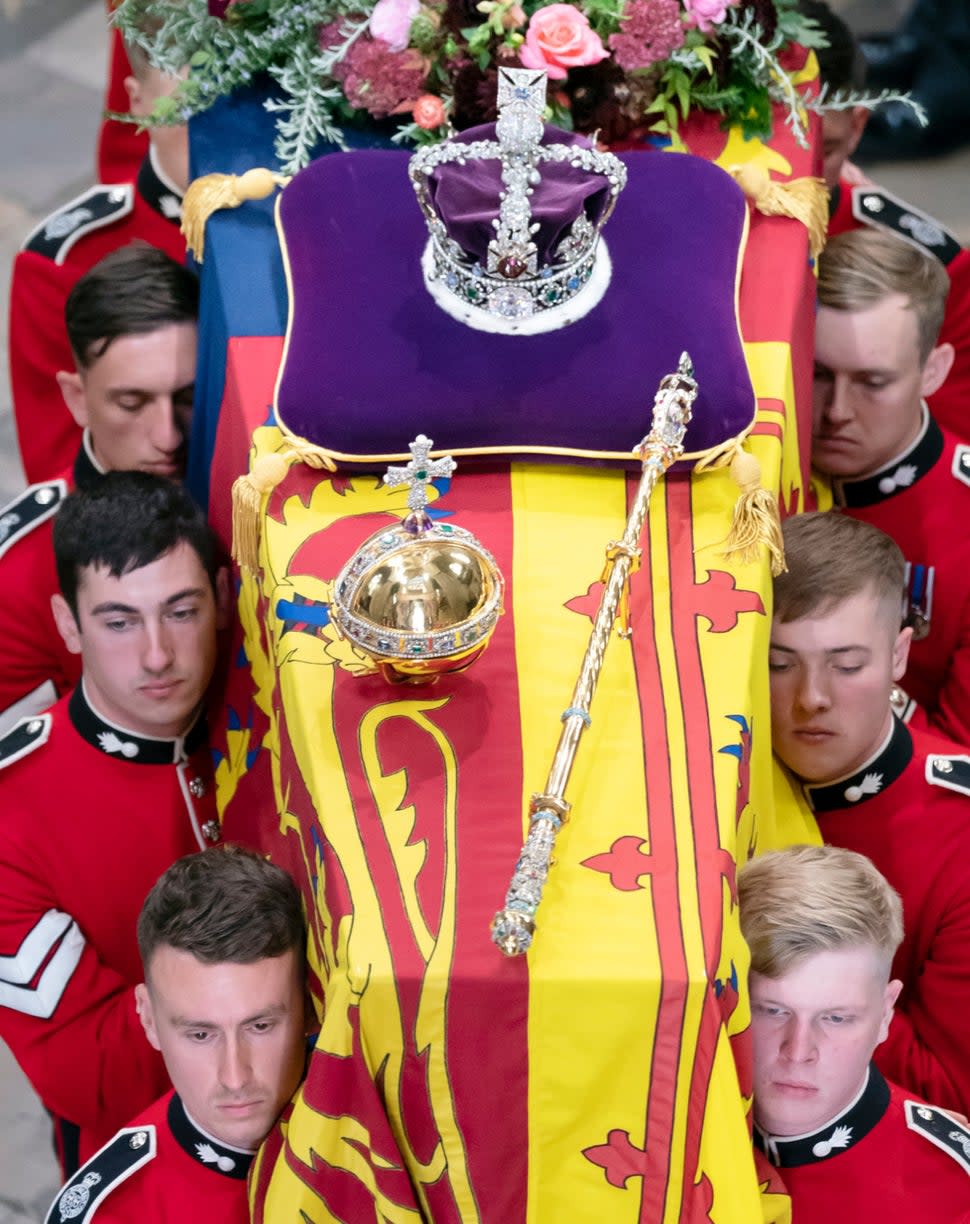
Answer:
[212,81,822,1224]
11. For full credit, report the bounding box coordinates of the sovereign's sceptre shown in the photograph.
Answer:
[490,353,698,955]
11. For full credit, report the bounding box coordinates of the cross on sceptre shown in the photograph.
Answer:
[383,435,457,522]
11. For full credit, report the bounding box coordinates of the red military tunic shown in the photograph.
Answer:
[8,153,185,485]
[44,1092,252,1224]
[829,179,970,441]
[0,436,102,731]
[801,717,970,1114]
[755,1066,970,1222]
[0,686,220,1173]
[833,407,970,744]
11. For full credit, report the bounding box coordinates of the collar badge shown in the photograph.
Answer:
[877,463,917,496]
[844,772,883,803]
[195,1141,236,1173]
[97,730,139,759]
[811,1124,853,1159]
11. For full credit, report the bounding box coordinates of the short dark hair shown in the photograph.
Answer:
[797,0,866,91]
[774,512,905,625]
[64,243,198,370]
[138,846,306,976]
[53,471,219,616]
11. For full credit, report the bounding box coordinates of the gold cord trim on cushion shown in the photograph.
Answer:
[727,164,828,259]
[181,168,289,261]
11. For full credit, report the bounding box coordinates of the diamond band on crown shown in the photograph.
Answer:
[409,67,627,336]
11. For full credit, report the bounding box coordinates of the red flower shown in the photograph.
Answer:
[321,24,429,118]
[413,94,446,128]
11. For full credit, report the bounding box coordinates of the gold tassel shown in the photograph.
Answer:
[721,446,787,575]
[728,164,829,259]
[229,440,338,572]
[230,452,293,572]
[181,167,288,262]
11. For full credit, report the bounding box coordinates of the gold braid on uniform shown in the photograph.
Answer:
[181,168,289,261]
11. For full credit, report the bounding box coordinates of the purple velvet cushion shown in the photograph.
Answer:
[429,124,611,266]
[275,148,754,468]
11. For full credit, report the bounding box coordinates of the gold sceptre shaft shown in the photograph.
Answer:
[490,353,698,956]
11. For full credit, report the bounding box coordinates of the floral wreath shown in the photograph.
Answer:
[114,0,916,173]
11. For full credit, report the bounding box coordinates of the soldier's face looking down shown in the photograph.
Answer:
[768,586,911,784]
[812,293,954,480]
[51,539,227,739]
[135,945,308,1152]
[751,945,901,1137]
[56,322,197,479]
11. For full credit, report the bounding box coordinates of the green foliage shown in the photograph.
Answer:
[113,0,891,170]
[114,0,361,171]
[581,0,623,39]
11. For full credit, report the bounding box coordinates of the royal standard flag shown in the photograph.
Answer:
[208,83,822,1224]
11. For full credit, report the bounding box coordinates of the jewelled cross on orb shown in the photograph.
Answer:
[383,435,457,528]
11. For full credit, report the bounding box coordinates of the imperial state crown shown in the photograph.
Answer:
[409,67,626,335]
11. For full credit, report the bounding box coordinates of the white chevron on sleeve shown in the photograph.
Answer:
[0,910,85,1018]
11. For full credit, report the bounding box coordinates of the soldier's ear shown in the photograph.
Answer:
[51,594,82,656]
[56,370,89,428]
[845,106,868,160]
[303,983,319,1038]
[123,73,148,119]
[135,983,162,1051]
[892,625,913,682]
[214,566,231,632]
[921,342,956,398]
[877,978,904,1045]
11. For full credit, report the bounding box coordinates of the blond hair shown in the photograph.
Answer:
[818,229,950,363]
[738,844,903,978]
[774,512,904,626]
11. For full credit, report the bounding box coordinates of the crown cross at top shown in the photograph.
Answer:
[383,435,457,523]
[490,69,548,282]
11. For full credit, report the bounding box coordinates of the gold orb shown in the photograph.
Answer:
[331,520,504,684]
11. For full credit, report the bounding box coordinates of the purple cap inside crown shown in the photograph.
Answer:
[428,123,612,266]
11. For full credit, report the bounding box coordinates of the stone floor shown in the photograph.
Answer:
[0,2,105,509]
[1,10,107,1214]
[1,1,969,1218]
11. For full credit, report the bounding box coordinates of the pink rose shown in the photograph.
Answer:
[369,0,420,52]
[413,94,447,128]
[682,0,736,33]
[519,4,608,80]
